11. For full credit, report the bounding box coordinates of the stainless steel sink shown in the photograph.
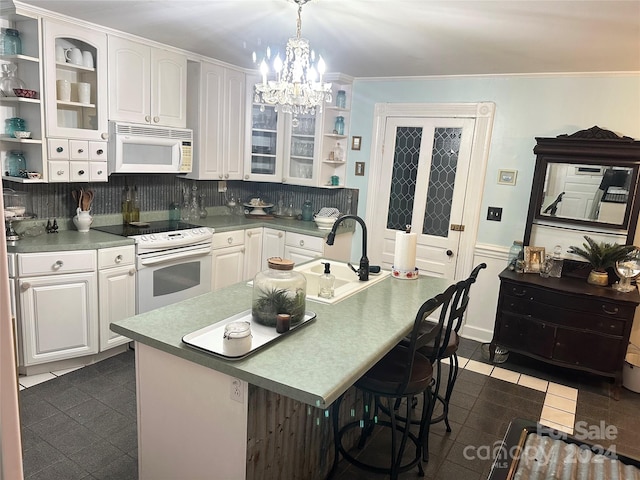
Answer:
[294,259,390,304]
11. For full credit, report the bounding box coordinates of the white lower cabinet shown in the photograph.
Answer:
[17,250,98,366]
[211,230,245,291]
[261,228,285,270]
[98,246,135,351]
[243,228,263,281]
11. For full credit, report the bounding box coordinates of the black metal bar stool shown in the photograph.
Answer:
[330,284,457,479]
[417,263,487,433]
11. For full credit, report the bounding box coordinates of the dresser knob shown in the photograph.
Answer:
[53,260,64,270]
[115,254,123,264]
[96,149,104,155]
[129,268,136,276]
[56,147,64,153]
[21,282,31,291]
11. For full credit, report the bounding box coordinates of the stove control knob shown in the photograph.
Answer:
[141,235,148,241]
[150,235,157,240]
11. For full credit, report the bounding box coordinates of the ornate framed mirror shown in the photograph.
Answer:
[524,126,640,247]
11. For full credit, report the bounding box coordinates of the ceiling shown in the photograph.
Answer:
[19,0,640,78]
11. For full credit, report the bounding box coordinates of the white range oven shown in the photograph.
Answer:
[94,221,213,314]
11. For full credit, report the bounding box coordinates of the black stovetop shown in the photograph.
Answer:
[93,220,201,237]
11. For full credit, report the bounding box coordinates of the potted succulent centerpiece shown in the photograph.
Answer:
[567,235,636,286]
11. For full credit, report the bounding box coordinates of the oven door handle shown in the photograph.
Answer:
[139,246,212,267]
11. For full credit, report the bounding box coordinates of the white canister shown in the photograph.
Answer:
[77,82,90,104]
[56,79,71,102]
[55,45,65,63]
[82,50,94,68]
[222,321,252,357]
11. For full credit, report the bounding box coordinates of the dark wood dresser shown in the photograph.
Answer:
[491,268,640,387]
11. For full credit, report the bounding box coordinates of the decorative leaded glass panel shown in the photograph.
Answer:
[386,127,423,230]
[423,127,462,237]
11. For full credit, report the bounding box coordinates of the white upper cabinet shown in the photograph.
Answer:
[43,19,108,141]
[108,36,187,128]
[243,74,352,187]
[185,61,245,180]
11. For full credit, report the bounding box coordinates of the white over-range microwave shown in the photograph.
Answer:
[108,121,193,174]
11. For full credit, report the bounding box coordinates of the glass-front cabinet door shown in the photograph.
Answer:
[284,113,318,186]
[245,102,284,182]
[43,19,108,141]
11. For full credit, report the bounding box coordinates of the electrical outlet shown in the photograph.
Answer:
[218,180,227,193]
[487,206,503,221]
[230,378,243,403]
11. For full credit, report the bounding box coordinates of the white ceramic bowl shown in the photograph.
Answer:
[314,216,337,230]
[14,131,32,139]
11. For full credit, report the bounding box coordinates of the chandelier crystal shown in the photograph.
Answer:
[254,0,332,115]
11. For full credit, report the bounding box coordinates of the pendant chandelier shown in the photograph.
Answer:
[253,0,332,115]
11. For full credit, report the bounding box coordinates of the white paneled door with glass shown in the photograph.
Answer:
[370,117,475,279]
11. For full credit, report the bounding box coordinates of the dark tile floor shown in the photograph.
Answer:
[20,351,137,480]
[19,338,640,479]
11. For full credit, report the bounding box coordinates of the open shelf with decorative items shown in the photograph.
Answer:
[0,8,47,183]
[318,76,352,188]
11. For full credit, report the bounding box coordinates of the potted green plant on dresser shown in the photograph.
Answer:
[567,235,636,286]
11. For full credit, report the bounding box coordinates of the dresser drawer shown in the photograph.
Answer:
[503,294,627,336]
[98,246,135,269]
[501,280,635,320]
[212,230,244,249]
[18,250,96,276]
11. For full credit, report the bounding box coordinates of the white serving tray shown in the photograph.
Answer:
[182,309,317,360]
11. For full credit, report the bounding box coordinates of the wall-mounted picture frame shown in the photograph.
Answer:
[498,169,517,185]
[524,246,545,273]
[351,136,362,151]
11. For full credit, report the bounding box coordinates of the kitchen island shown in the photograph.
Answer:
[111,272,451,479]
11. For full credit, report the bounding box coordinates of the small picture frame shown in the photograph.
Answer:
[498,169,517,186]
[351,136,362,151]
[524,246,545,273]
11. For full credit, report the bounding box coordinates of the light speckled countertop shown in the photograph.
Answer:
[111,274,451,408]
[6,213,351,253]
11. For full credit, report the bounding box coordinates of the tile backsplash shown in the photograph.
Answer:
[2,176,358,221]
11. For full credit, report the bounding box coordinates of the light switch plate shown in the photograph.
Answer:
[355,162,365,176]
[487,206,502,221]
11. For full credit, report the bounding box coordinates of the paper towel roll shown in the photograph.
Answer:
[394,231,417,271]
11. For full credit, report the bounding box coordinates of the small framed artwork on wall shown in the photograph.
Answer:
[498,169,517,185]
